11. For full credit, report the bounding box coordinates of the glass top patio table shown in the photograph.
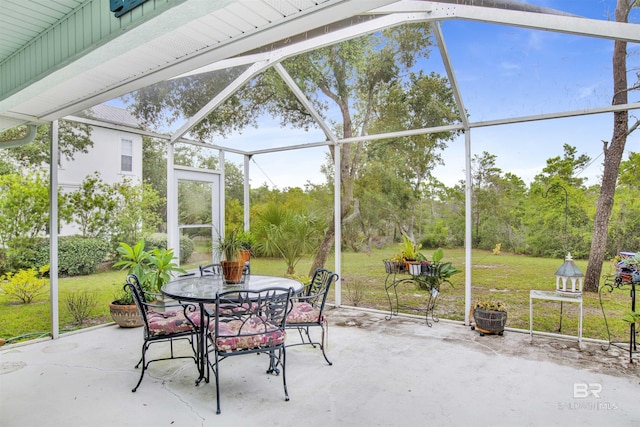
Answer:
[161,274,303,303]
[160,274,303,386]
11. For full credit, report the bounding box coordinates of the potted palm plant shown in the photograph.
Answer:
[216,230,245,284]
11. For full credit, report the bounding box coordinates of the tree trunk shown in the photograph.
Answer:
[584,0,631,292]
[309,97,360,275]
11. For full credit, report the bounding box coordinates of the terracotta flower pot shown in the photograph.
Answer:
[109,302,143,328]
[238,249,251,264]
[221,260,245,284]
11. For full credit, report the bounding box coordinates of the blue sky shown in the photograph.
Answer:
[427,0,640,187]
[111,1,640,190]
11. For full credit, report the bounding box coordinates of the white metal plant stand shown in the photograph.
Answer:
[529,290,583,346]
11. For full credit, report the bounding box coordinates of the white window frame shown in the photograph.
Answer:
[120,138,133,173]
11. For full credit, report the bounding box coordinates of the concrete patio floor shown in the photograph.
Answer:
[1,306,639,427]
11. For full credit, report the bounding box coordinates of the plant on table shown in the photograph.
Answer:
[216,229,245,283]
[400,234,422,264]
[237,230,254,263]
[384,234,423,274]
[414,248,460,291]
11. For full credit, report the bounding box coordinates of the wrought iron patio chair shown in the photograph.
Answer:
[207,287,294,414]
[286,268,338,365]
[199,263,222,276]
[125,274,201,392]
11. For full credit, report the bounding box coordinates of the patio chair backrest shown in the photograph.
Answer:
[124,274,199,338]
[301,268,338,310]
[124,274,154,332]
[200,263,222,276]
[217,287,292,325]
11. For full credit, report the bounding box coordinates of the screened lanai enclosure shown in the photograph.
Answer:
[1,0,639,339]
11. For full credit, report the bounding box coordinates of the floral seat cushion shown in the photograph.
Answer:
[146,309,199,337]
[287,302,321,324]
[213,317,286,352]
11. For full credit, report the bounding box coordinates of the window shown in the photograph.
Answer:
[121,138,133,172]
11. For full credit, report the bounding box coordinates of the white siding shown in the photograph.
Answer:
[58,125,143,236]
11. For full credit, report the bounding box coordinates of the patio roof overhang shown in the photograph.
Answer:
[3,0,640,136]
[1,0,640,339]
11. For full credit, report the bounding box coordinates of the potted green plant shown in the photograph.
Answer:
[400,234,421,270]
[237,230,255,264]
[109,283,143,328]
[471,299,507,336]
[216,230,245,284]
[110,239,186,326]
[414,248,460,291]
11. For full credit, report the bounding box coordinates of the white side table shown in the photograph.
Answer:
[529,290,583,346]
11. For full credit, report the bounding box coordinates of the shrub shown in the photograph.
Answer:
[0,265,49,304]
[65,290,99,325]
[144,233,194,264]
[344,278,365,307]
[0,237,39,274]
[33,236,110,276]
[420,220,449,249]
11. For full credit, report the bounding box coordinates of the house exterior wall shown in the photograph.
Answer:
[58,124,143,236]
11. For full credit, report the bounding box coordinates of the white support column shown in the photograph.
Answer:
[464,130,472,325]
[49,120,59,339]
[334,143,341,307]
[243,154,251,231]
[167,142,178,262]
[220,150,226,240]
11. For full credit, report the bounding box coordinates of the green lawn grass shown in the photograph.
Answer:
[0,248,635,345]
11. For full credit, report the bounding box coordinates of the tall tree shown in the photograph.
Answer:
[470,151,502,247]
[527,145,593,258]
[584,0,640,292]
[608,152,640,254]
[268,24,444,275]
[365,71,459,242]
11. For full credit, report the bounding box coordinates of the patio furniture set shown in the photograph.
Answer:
[124,267,338,414]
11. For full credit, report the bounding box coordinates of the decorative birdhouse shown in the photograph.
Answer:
[554,252,583,294]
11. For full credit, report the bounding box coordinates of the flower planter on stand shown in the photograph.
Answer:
[383,260,405,274]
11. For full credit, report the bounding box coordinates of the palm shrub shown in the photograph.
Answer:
[253,204,325,275]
